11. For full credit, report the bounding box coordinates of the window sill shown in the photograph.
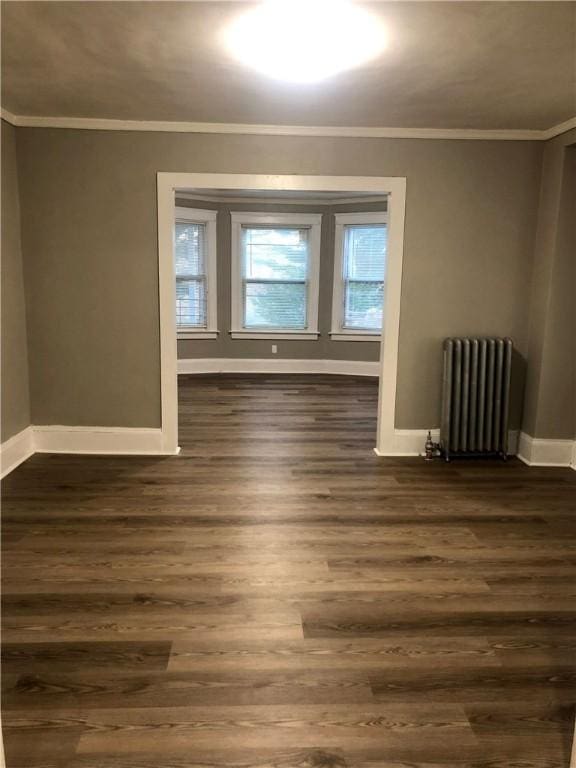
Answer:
[178,330,219,340]
[230,331,320,341]
[330,332,381,342]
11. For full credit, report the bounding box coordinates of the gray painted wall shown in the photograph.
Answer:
[1,120,30,442]
[176,197,385,363]
[15,128,543,430]
[523,130,576,440]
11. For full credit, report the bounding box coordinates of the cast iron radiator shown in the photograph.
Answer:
[440,337,513,460]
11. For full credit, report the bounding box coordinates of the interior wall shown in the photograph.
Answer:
[522,129,576,440]
[176,197,386,363]
[15,128,542,430]
[1,120,30,442]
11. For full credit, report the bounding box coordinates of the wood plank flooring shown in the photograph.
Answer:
[2,373,575,767]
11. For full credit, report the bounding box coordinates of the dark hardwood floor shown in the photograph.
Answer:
[2,374,575,767]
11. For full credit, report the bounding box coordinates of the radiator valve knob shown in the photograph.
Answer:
[424,431,435,461]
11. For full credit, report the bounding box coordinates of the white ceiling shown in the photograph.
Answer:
[2,1,575,131]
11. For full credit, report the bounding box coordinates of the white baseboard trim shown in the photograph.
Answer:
[33,426,169,456]
[7,422,571,477]
[517,432,575,468]
[178,358,379,377]
[0,427,34,479]
[375,429,520,458]
[1,425,177,478]
[374,428,440,457]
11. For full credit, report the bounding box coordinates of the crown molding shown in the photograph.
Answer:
[1,108,18,125]
[2,109,575,142]
[541,116,576,140]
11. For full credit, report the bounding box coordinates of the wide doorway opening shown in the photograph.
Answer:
[157,174,407,456]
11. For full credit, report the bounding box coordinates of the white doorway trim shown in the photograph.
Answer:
[157,173,407,455]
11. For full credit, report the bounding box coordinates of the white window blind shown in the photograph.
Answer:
[241,226,310,330]
[175,221,207,328]
[342,224,387,331]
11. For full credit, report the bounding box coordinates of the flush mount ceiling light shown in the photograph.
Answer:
[223,0,386,83]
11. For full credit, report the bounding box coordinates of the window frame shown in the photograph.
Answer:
[230,211,322,340]
[175,206,218,340]
[330,210,388,342]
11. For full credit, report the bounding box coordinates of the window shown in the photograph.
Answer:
[231,212,321,339]
[174,207,218,339]
[331,211,387,341]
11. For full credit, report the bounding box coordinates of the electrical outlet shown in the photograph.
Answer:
[271,345,277,354]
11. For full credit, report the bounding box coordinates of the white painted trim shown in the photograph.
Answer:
[0,427,34,478]
[517,432,575,468]
[178,358,379,377]
[333,211,389,226]
[33,426,176,456]
[331,210,388,339]
[375,429,520,458]
[175,206,219,336]
[230,211,324,225]
[230,210,322,338]
[0,108,18,125]
[0,425,178,478]
[159,173,407,456]
[157,181,180,454]
[330,333,381,342]
[374,429,440,457]
[177,191,389,206]
[542,116,576,140]
[375,179,406,456]
[176,207,218,222]
[3,109,574,141]
[0,111,558,141]
[230,331,319,340]
[178,330,219,340]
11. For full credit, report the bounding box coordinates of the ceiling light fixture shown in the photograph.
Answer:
[223,0,386,84]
